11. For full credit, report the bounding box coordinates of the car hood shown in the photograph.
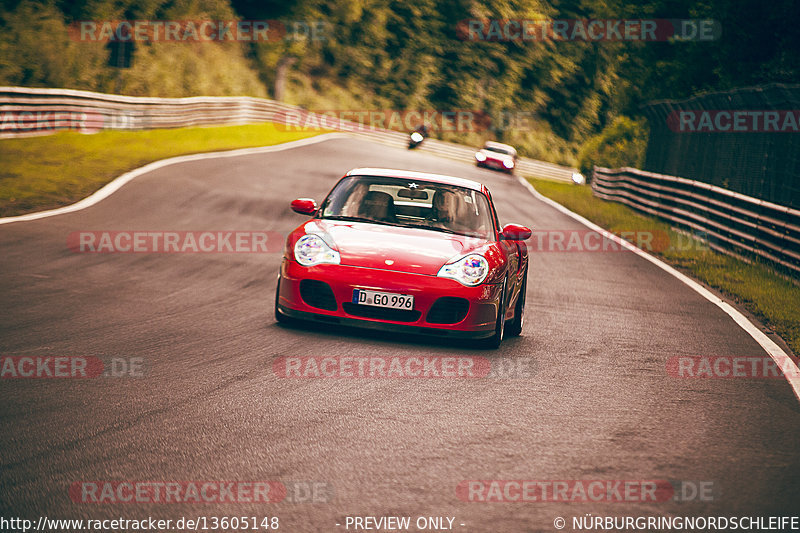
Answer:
[304,220,490,275]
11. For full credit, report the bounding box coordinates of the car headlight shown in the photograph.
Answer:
[437,254,489,286]
[503,159,514,168]
[475,152,487,162]
[294,234,340,266]
[411,132,424,142]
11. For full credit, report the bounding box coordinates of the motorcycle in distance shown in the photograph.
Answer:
[408,124,430,149]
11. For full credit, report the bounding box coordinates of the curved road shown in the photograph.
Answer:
[1,136,799,531]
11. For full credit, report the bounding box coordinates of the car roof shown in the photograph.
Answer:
[483,141,517,153]
[345,168,487,192]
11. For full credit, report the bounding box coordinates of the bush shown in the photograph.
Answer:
[0,0,266,97]
[577,116,649,179]
[0,1,108,89]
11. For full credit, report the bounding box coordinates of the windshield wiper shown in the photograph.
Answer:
[395,222,464,236]
[324,216,473,236]
[322,215,396,227]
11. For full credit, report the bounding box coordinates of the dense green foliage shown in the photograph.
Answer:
[0,0,265,96]
[577,116,648,177]
[1,0,797,165]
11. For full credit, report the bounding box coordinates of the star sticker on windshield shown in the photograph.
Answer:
[408,182,418,189]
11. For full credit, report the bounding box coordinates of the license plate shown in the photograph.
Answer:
[352,289,414,310]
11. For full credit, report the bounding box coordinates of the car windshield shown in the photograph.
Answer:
[484,145,514,156]
[319,175,495,238]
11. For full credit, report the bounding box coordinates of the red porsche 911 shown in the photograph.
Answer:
[274,168,531,348]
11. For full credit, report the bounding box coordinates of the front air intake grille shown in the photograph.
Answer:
[342,303,421,322]
[426,297,470,324]
[299,280,337,311]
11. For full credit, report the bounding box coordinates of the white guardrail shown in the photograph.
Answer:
[593,166,800,275]
[0,86,576,182]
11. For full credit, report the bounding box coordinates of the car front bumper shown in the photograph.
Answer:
[477,158,514,171]
[277,260,502,338]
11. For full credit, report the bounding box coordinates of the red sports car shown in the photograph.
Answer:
[274,168,531,347]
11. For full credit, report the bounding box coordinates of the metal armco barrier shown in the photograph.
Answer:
[0,86,575,182]
[592,166,800,275]
[642,83,800,210]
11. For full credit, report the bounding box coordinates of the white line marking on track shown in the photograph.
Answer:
[516,175,800,402]
[0,132,350,225]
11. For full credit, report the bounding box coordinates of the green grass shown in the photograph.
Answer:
[529,178,800,355]
[0,123,322,217]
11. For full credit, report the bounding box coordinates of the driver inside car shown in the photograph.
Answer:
[429,189,459,228]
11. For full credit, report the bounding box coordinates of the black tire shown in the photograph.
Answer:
[505,269,527,337]
[274,275,289,324]
[481,278,507,349]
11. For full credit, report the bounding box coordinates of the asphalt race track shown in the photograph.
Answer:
[1,136,799,531]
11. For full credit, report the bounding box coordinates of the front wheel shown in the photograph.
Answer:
[505,269,527,337]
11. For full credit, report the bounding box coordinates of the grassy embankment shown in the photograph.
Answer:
[0,123,321,217]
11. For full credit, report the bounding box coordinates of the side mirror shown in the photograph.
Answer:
[500,223,532,241]
[291,198,317,215]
